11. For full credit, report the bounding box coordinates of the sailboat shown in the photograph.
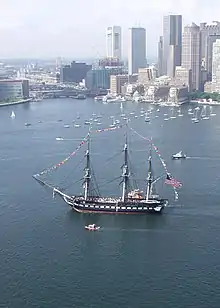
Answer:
[145,112,150,122]
[201,106,209,120]
[10,111,15,118]
[34,133,168,214]
[109,117,117,127]
[177,108,183,117]
[191,108,199,122]
[170,108,176,119]
[210,106,216,116]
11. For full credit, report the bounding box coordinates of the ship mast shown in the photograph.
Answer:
[146,145,153,201]
[84,134,91,200]
[122,136,129,202]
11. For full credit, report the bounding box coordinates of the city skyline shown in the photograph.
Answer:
[1,0,220,59]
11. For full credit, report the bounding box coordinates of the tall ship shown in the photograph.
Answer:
[34,131,169,214]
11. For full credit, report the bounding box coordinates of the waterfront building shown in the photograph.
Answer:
[182,23,201,91]
[128,28,146,75]
[85,67,124,90]
[0,79,29,101]
[200,21,220,70]
[175,66,192,90]
[106,26,122,60]
[162,15,182,77]
[204,81,212,92]
[212,39,220,92]
[138,67,155,85]
[110,74,128,94]
[60,61,92,83]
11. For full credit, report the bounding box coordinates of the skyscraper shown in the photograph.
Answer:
[106,26,121,60]
[128,27,146,75]
[157,36,163,76]
[181,23,201,91]
[212,39,220,92]
[207,34,220,79]
[162,15,182,77]
[200,21,220,69]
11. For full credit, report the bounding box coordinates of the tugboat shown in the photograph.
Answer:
[172,151,186,160]
[85,224,100,231]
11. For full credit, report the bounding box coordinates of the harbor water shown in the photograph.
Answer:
[0,98,220,307]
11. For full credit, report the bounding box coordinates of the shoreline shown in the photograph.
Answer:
[0,98,32,107]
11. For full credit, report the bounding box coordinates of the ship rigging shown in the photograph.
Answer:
[33,125,182,214]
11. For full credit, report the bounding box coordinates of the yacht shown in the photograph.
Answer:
[172,151,187,160]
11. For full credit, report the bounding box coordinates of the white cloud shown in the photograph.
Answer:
[0,0,220,58]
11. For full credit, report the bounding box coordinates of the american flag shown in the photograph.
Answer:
[165,174,182,188]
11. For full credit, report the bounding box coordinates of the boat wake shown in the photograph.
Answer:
[186,156,220,160]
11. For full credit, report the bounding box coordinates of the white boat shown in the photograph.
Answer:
[172,151,187,160]
[109,117,117,127]
[201,106,209,120]
[85,224,100,231]
[84,121,91,125]
[64,124,70,128]
[210,106,216,116]
[25,123,31,127]
[102,93,117,103]
[191,108,199,121]
[74,124,81,128]
[145,113,150,122]
[169,107,176,119]
[56,137,64,141]
[94,96,103,101]
[10,111,15,118]
[76,94,86,100]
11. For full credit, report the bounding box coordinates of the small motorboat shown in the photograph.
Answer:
[56,137,64,141]
[25,123,31,127]
[64,124,70,128]
[172,151,187,160]
[85,224,100,231]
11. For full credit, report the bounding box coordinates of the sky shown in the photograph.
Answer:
[0,0,220,60]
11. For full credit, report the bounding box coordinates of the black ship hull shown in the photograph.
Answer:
[62,195,168,214]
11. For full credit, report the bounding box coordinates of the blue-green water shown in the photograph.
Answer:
[1,99,220,307]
